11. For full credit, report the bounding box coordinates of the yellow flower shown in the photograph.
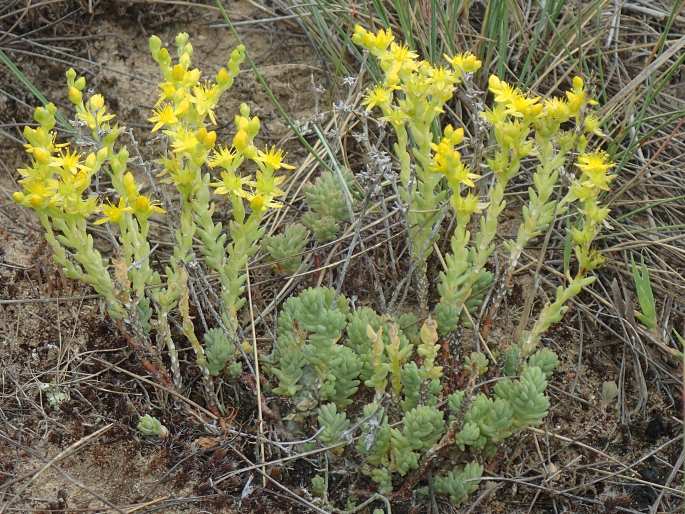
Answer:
[427,66,457,98]
[503,91,542,119]
[445,53,482,74]
[352,25,394,53]
[208,146,239,169]
[430,140,456,173]
[576,151,614,176]
[132,195,165,218]
[70,170,91,193]
[170,128,199,155]
[256,146,295,171]
[444,162,480,189]
[191,83,220,124]
[13,181,56,210]
[158,82,177,103]
[488,75,518,105]
[95,198,132,225]
[542,98,570,121]
[576,151,615,191]
[487,75,542,118]
[50,148,82,174]
[583,114,604,136]
[249,192,282,211]
[254,170,285,198]
[371,28,395,51]
[363,85,393,111]
[450,193,482,216]
[89,94,105,111]
[566,76,597,115]
[148,103,178,132]
[211,170,252,198]
[19,177,58,198]
[444,125,464,146]
[389,43,417,67]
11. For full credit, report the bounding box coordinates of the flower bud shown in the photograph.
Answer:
[572,76,584,90]
[175,32,189,48]
[171,64,186,82]
[33,105,56,129]
[197,128,216,148]
[134,195,150,212]
[148,35,162,57]
[123,172,138,198]
[66,68,77,84]
[158,47,171,66]
[97,146,109,162]
[160,83,176,100]
[247,117,260,137]
[216,67,230,85]
[176,98,190,116]
[75,76,86,90]
[28,194,45,208]
[233,130,249,152]
[84,152,97,170]
[68,86,82,105]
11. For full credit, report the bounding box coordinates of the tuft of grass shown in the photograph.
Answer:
[631,256,658,331]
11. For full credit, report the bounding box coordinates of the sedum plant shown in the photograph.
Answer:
[353,26,613,329]
[302,169,357,242]
[267,287,559,507]
[137,414,169,438]
[13,32,294,409]
[352,26,483,308]
[264,26,615,510]
[264,222,310,275]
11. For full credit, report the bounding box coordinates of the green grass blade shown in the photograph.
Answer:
[0,48,72,130]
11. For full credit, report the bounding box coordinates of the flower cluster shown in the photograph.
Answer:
[570,151,614,272]
[14,104,99,217]
[13,33,296,410]
[146,33,296,395]
[355,25,614,357]
[353,25,483,308]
